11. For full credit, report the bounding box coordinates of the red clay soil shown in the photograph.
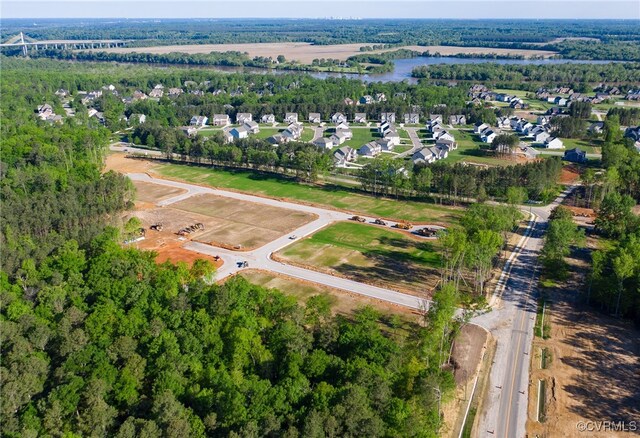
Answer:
[560,166,581,184]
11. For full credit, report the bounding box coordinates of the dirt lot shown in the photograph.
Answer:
[560,165,581,185]
[170,194,316,250]
[134,181,186,204]
[527,245,640,437]
[97,42,556,63]
[105,152,157,174]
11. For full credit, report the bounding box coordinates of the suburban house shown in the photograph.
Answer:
[334,146,358,165]
[331,112,347,124]
[412,147,447,165]
[435,138,458,151]
[243,120,260,134]
[168,88,183,97]
[554,96,568,107]
[149,88,164,98]
[230,126,249,139]
[236,113,253,124]
[434,130,455,142]
[375,93,387,102]
[481,129,497,144]
[359,95,373,105]
[36,104,54,120]
[181,127,197,137]
[429,122,445,134]
[533,131,551,143]
[588,122,605,134]
[354,113,367,123]
[564,148,587,163]
[497,117,512,129]
[359,141,382,157]
[330,130,351,146]
[379,121,391,134]
[372,138,392,151]
[335,121,350,131]
[132,90,148,101]
[404,113,420,124]
[223,129,234,144]
[55,89,69,98]
[129,114,146,125]
[314,137,334,150]
[428,114,443,125]
[516,121,534,134]
[383,130,401,146]
[474,122,489,134]
[212,114,230,127]
[190,115,208,127]
[283,122,303,140]
[284,113,298,124]
[449,115,467,125]
[537,116,551,126]
[544,137,564,149]
[624,126,640,141]
[267,134,285,145]
[261,114,276,124]
[308,113,321,124]
[90,112,105,124]
[380,113,396,123]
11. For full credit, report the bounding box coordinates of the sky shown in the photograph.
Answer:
[2,0,639,19]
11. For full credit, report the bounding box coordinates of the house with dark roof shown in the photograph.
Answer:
[563,148,587,163]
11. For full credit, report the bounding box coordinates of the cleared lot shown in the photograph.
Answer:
[170,194,316,250]
[134,181,186,204]
[276,221,442,296]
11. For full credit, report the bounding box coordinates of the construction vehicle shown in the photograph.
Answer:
[393,221,412,230]
[350,215,366,223]
[373,218,387,226]
[415,227,438,237]
[150,223,163,231]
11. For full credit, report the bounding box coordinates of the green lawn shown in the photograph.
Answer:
[278,221,442,294]
[392,145,412,154]
[447,130,515,166]
[155,162,460,223]
[340,127,380,148]
[254,128,282,140]
[557,138,602,154]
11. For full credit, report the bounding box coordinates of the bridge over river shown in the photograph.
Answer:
[0,32,132,55]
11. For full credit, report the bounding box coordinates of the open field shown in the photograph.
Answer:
[96,42,557,63]
[325,126,379,148]
[154,162,460,224]
[448,130,523,166]
[170,193,316,250]
[276,221,442,296]
[526,244,640,438]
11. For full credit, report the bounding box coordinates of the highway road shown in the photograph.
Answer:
[473,185,576,438]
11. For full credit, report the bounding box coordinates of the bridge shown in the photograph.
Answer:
[0,32,132,55]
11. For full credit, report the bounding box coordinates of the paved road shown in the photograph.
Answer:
[473,185,576,438]
[396,127,423,158]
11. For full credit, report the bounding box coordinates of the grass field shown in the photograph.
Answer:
[277,221,442,295]
[155,163,460,223]
[556,138,602,154]
[448,130,514,166]
[332,126,379,148]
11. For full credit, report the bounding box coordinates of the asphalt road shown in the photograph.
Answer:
[473,185,576,438]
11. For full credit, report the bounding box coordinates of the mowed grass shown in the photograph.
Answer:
[278,221,442,294]
[156,163,459,223]
[447,130,514,166]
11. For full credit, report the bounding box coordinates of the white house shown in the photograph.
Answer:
[358,141,382,157]
[212,114,230,126]
[236,113,253,124]
[354,113,367,123]
[243,120,260,134]
[331,112,347,124]
[330,131,350,146]
[404,113,420,124]
[190,115,208,127]
[380,112,396,123]
[481,130,497,144]
[359,95,373,105]
[533,131,551,143]
[230,126,249,139]
[284,112,298,123]
[261,114,276,124]
[130,113,146,125]
[334,146,358,165]
[314,137,334,149]
[412,147,437,165]
[449,115,466,125]
[474,122,489,134]
[545,137,564,149]
[335,121,350,131]
[376,138,395,151]
[308,113,321,124]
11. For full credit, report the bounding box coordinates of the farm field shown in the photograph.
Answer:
[169,194,316,249]
[155,162,460,223]
[97,42,556,63]
[276,221,442,296]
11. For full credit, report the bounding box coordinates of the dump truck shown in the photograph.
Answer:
[393,221,412,230]
[416,227,438,237]
[350,215,367,223]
